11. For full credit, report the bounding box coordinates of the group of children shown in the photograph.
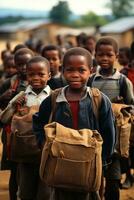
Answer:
[0,35,133,200]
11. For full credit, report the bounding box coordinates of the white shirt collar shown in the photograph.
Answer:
[25,85,51,96]
[56,86,91,103]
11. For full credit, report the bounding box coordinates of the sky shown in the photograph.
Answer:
[0,0,111,15]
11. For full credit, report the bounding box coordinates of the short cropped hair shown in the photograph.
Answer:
[26,56,50,72]
[3,54,14,67]
[95,36,118,54]
[12,44,27,54]
[41,45,62,60]
[14,48,34,63]
[62,47,92,69]
[119,47,131,60]
[85,35,96,43]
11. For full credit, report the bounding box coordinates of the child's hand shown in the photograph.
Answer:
[15,95,26,107]
[1,89,15,100]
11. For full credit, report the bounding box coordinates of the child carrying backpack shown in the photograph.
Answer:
[0,47,34,200]
[4,56,52,200]
[33,47,116,200]
[88,36,134,200]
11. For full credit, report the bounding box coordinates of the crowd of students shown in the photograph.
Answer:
[0,34,134,200]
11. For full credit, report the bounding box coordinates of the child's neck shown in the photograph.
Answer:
[32,88,43,95]
[53,72,61,78]
[65,87,86,101]
[100,67,115,77]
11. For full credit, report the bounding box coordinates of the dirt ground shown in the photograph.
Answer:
[0,135,134,200]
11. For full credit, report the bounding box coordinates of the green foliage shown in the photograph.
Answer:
[71,12,108,28]
[107,0,134,19]
[0,16,45,25]
[0,16,24,25]
[49,1,71,24]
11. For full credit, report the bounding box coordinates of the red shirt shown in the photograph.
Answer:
[68,101,79,129]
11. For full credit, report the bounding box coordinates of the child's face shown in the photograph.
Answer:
[95,44,117,69]
[118,51,129,66]
[63,55,91,90]
[42,50,61,77]
[16,54,33,79]
[5,59,17,78]
[27,62,51,90]
[85,39,96,55]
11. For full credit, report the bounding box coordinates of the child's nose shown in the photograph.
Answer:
[71,71,79,77]
[33,74,39,79]
[102,55,108,60]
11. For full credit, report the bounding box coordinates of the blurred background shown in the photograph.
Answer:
[0,0,134,52]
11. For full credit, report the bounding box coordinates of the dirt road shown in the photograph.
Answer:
[0,139,134,200]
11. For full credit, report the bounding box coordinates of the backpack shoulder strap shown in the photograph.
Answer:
[49,88,62,123]
[119,74,127,95]
[90,88,102,119]
[87,73,96,87]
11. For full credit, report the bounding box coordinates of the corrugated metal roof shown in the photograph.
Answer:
[0,19,51,32]
[100,16,134,33]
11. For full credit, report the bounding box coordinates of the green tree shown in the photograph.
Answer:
[71,12,108,28]
[49,1,71,24]
[107,0,134,19]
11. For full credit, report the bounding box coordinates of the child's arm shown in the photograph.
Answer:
[0,91,25,124]
[33,95,52,147]
[120,76,134,105]
[99,93,116,165]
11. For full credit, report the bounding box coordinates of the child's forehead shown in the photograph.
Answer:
[65,54,88,64]
[27,61,49,71]
[97,44,116,52]
[44,49,59,56]
[6,58,14,64]
[68,54,87,59]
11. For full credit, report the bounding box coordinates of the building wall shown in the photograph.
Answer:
[101,29,134,47]
[120,30,134,47]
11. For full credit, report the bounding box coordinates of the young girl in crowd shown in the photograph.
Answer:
[33,47,116,200]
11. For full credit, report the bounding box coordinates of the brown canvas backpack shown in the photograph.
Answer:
[10,105,41,163]
[112,103,133,158]
[40,88,103,192]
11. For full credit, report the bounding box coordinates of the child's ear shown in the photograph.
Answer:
[116,53,119,60]
[48,72,51,80]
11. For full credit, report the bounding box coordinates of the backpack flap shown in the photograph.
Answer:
[112,103,132,157]
[10,105,41,163]
[41,122,103,192]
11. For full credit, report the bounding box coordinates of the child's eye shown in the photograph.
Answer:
[39,73,46,77]
[65,67,72,71]
[79,68,86,73]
